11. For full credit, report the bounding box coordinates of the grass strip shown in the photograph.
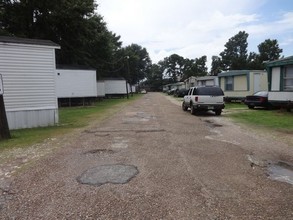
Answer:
[0,95,142,151]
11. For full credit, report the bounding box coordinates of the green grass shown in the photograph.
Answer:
[224,102,246,109]
[227,108,293,133]
[0,95,142,151]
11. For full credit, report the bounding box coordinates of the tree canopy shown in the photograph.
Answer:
[1,0,123,67]
[219,31,249,71]
[0,2,285,90]
[211,32,283,74]
[1,0,154,85]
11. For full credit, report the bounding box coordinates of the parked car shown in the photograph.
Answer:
[174,88,188,97]
[182,86,225,115]
[244,91,271,109]
[140,89,147,94]
[167,88,176,95]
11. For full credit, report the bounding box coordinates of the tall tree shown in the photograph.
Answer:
[114,44,151,85]
[145,63,164,91]
[182,58,196,79]
[210,55,222,75]
[220,31,249,70]
[258,39,283,62]
[1,0,122,70]
[246,39,283,70]
[166,54,185,82]
[195,56,208,75]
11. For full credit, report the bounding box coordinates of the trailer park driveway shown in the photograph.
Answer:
[0,92,292,219]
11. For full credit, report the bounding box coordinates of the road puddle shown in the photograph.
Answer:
[267,162,293,185]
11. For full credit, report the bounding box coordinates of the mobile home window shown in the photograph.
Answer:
[284,66,293,91]
[225,76,233,91]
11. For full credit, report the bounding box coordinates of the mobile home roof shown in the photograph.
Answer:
[0,36,60,48]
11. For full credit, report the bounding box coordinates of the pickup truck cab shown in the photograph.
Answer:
[182,86,225,115]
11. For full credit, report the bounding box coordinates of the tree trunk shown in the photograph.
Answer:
[0,95,11,140]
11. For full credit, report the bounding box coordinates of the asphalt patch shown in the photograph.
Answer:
[77,164,139,186]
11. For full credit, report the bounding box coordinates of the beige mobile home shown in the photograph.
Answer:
[218,70,268,101]
[0,36,60,129]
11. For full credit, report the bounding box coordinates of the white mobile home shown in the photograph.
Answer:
[196,76,219,86]
[184,76,197,89]
[127,84,136,93]
[0,36,60,130]
[104,78,127,97]
[97,80,105,97]
[56,67,97,98]
[265,56,293,110]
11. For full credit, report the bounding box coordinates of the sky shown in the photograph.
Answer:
[96,0,293,70]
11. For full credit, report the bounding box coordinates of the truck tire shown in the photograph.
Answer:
[182,102,188,111]
[215,110,222,115]
[190,105,196,115]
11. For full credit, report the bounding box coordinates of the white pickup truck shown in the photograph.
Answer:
[182,86,225,115]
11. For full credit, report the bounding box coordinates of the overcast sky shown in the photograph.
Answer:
[97,0,293,69]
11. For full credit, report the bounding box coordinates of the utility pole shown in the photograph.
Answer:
[0,74,11,140]
[125,56,130,99]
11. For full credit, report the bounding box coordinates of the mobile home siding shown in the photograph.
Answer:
[0,42,59,129]
[97,80,105,97]
[56,69,97,98]
[104,79,127,95]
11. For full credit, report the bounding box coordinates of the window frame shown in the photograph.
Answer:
[283,65,293,91]
[225,76,233,91]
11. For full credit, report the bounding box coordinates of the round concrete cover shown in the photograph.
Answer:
[77,164,139,186]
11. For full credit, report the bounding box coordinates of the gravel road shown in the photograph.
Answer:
[0,92,292,219]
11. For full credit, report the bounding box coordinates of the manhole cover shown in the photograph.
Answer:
[77,164,139,186]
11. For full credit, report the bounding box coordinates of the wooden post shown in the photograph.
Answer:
[0,95,11,140]
[0,74,11,140]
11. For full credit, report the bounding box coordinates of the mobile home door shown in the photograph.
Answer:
[253,73,261,93]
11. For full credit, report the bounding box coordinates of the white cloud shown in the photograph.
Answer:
[97,0,293,69]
